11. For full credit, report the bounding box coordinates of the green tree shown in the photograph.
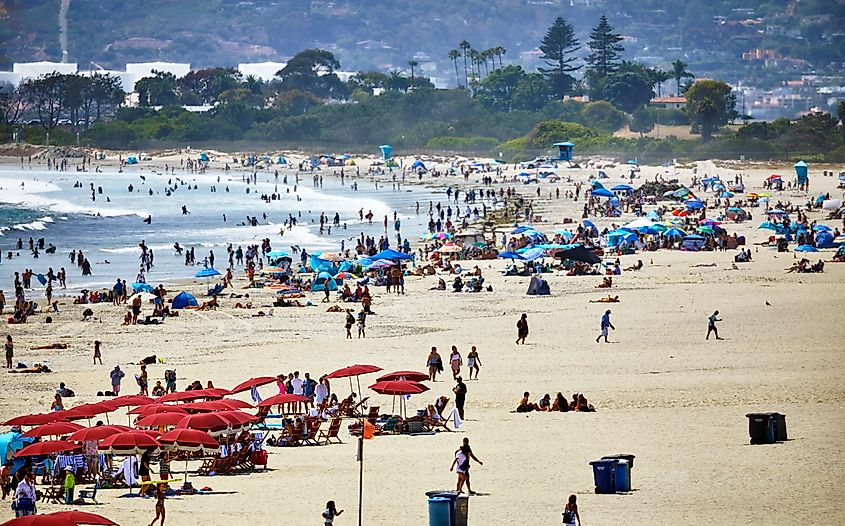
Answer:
[25,72,69,130]
[512,73,552,111]
[276,49,348,100]
[448,49,461,87]
[538,16,581,98]
[685,80,734,143]
[602,72,654,113]
[178,67,241,105]
[837,100,845,141]
[91,73,125,121]
[494,46,507,68]
[0,82,29,125]
[579,101,628,132]
[459,41,471,87]
[408,60,418,79]
[135,71,178,107]
[652,68,671,97]
[629,106,655,137]
[474,64,526,111]
[672,60,694,96]
[587,15,624,78]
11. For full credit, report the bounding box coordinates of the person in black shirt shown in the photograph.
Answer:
[453,377,467,419]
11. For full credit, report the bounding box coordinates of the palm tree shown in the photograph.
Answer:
[408,60,418,79]
[448,49,461,87]
[652,68,671,97]
[469,49,480,80]
[672,60,694,96]
[481,49,492,76]
[495,46,506,68]
[459,40,471,86]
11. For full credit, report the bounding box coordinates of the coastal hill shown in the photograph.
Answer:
[1,0,843,86]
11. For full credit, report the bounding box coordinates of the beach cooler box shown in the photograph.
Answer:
[250,449,268,468]
[589,459,618,494]
[602,454,636,489]
[746,413,784,444]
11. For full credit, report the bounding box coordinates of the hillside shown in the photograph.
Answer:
[0,0,843,86]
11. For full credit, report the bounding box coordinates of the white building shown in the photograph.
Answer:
[237,62,286,81]
[78,69,135,92]
[12,61,78,82]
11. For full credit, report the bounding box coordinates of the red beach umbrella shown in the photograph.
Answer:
[159,428,219,453]
[110,395,156,408]
[21,422,84,439]
[175,413,231,436]
[15,441,81,458]
[369,380,429,395]
[327,364,383,398]
[99,431,161,454]
[128,405,188,417]
[256,393,310,408]
[215,410,257,430]
[135,413,187,428]
[228,376,277,394]
[67,425,132,443]
[62,402,115,421]
[0,516,76,526]
[157,389,224,403]
[3,413,67,427]
[376,371,430,382]
[46,510,119,525]
[179,400,248,413]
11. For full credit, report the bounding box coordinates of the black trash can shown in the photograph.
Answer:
[746,412,776,444]
[770,412,787,441]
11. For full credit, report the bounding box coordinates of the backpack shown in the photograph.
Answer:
[562,510,575,524]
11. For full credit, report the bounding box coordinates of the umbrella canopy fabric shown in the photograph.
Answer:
[591,188,614,198]
[327,364,383,379]
[376,371,430,382]
[182,399,254,412]
[156,389,224,403]
[3,413,67,426]
[228,376,277,395]
[21,422,84,439]
[99,431,161,454]
[135,413,187,427]
[611,184,634,191]
[497,251,525,261]
[266,249,290,258]
[194,267,221,278]
[369,380,429,395]
[552,245,601,265]
[256,393,310,408]
[369,249,412,261]
[158,429,219,454]
[794,245,819,252]
[367,260,395,269]
[62,403,115,421]
[510,225,536,234]
[67,425,132,443]
[662,227,687,237]
[131,283,153,293]
[175,413,232,434]
[128,405,188,417]
[0,516,77,526]
[15,440,81,458]
[109,395,156,408]
[45,511,118,526]
[215,411,257,428]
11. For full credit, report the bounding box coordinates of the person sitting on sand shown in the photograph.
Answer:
[624,260,643,271]
[551,392,569,412]
[596,276,613,288]
[431,278,446,291]
[516,392,535,413]
[537,393,551,412]
[151,381,165,397]
[785,259,809,273]
[233,302,253,309]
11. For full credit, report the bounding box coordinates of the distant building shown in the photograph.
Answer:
[649,96,687,109]
[238,62,287,81]
[13,61,78,81]
[125,62,191,79]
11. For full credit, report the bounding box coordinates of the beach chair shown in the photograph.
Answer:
[317,418,343,445]
[41,483,64,504]
[376,416,400,435]
[78,481,99,504]
[302,419,322,446]
[196,455,220,476]
[347,396,370,417]
[366,406,380,425]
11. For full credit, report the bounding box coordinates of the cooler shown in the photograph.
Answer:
[589,459,618,494]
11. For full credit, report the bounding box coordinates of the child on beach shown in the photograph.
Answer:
[149,483,166,526]
[322,500,344,525]
[93,340,102,365]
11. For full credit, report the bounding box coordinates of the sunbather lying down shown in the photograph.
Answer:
[31,343,69,350]
[590,296,619,303]
[9,363,51,373]
[595,277,613,288]
[326,305,343,312]
[233,302,253,309]
[690,263,718,267]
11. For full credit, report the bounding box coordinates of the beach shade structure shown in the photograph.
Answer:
[552,142,574,161]
[812,224,831,232]
[3,413,67,427]
[721,191,735,198]
[794,245,819,252]
[552,245,601,265]
[758,222,779,231]
[379,144,393,161]
[412,159,426,170]
[43,511,118,525]
[62,402,117,422]
[553,229,574,240]
[215,411,257,430]
[684,199,705,209]
[195,267,221,288]
[267,249,290,259]
[511,225,536,235]
[175,413,232,437]
[0,516,77,526]
[328,364,383,398]
[99,431,161,455]
[611,184,634,192]
[157,389,225,403]
[159,428,220,484]
[311,272,338,292]
[697,226,716,235]
[376,371,430,382]
[256,394,310,414]
[367,259,396,269]
[590,180,605,189]
[109,395,156,408]
[521,247,546,262]
[128,292,156,303]
[497,251,525,261]
[766,174,783,181]
[66,425,132,443]
[369,249,413,261]
[131,282,153,294]
[128,405,188,417]
[15,440,81,458]
[228,376,277,395]
[319,252,345,262]
[582,220,598,234]
[333,271,357,281]
[662,228,686,238]
[21,422,84,439]
[172,291,198,309]
[591,188,615,198]
[369,380,430,417]
[135,413,187,428]
[433,232,452,240]
[436,244,462,254]
[179,400,249,413]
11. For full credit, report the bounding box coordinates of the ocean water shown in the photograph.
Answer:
[0,164,440,295]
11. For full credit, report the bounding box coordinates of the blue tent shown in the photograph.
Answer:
[132,282,153,293]
[172,291,198,309]
[591,188,615,198]
[497,251,525,260]
[611,184,634,192]
[412,160,426,170]
[812,224,831,232]
[815,231,834,248]
[195,267,221,278]
[794,244,818,252]
[199,152,209,162]
[339,261,354,272]
[311,271,338,291]
[511,225,536,234]
[682,234,706,251]
[126,155,138,164]
[0,431,34,475]
[370,249,413,261]
[379,144,393,161]
[590,180,605,189]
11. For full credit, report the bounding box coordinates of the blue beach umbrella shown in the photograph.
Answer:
[812,224,831,232]
[611,184,634,192]
[132,283,153,293]
[794,245,818,252]
[195,267,221,278]
[511,225,536,234]
[591,188,615,198]
[267,249,290,258]
[662,227,686,238]
[497,251,525,260]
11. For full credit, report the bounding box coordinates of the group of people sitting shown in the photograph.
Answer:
[785,258,825,273]
[515,392,596,413]
[734,248,752,263]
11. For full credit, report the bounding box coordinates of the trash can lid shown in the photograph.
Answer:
[429,497,451,503]
[589,459,619,466]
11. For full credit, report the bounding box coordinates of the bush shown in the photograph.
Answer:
[578,101,628,132]
[651,107,689,126]
[526,121,602,149]
[425,136,498,152]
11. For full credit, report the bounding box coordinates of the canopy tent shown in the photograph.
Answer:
[311,272,338,292]
[591,188,615,198]
[552,244,601,264]
[526,274,550,296]
[171,291,198,309]
[411,160,426,170]
[369,249,413,261]
[611,184,634,192]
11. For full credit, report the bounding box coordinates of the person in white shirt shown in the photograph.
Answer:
[14,473,37,516]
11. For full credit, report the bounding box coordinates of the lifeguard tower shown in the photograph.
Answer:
[379,144,393,162]
[794,160,809,191]
[552,142,576,166]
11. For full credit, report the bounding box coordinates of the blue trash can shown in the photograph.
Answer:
[614,459,631,492]
[589,459,618,494]
[601,454,636,488]
[428,496,451,526]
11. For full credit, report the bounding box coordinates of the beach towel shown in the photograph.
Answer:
[448,408,463,429]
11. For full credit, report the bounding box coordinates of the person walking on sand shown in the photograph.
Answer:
[110,365,125,395]
[562,494,581,526]
[466,346,481,380]
[453,376,467,419]
[516,313,528,345]
[148,483,166,526]
[596,309,615,343]
[450,437,482,495]
[427,347,443,382]
[449,346,462,379]
[322,500,344,525]
[5,335,13,369]
[706,310,724,340]
[93,341,102,365]
[344,309,354,339]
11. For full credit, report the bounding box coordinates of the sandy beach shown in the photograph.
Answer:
[1,150,844,525]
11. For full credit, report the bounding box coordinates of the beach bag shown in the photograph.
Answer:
[562,510,575,524]
[12,496,35,513]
